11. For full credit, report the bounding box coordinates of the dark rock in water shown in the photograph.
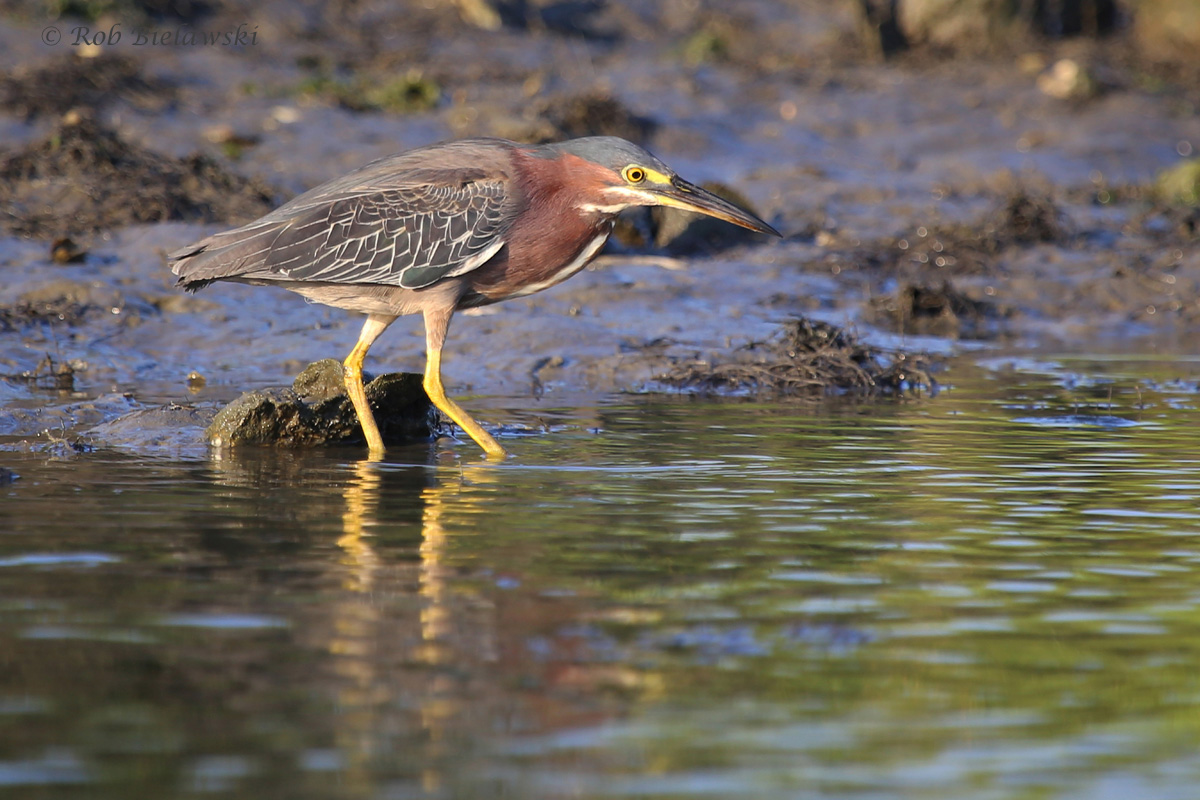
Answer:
[291,358,353,404]
[80,361,430,452]
[205,359,432,448]
[0,467,17,486]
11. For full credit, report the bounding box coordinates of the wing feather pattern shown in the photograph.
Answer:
[259,181,508,290]
[170,139,518,292]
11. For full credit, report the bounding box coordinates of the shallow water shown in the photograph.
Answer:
[2,355,1199,799]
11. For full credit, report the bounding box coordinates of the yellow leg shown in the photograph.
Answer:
[423,306,508,460]
[424,347,508,460]
[343,314,396,457]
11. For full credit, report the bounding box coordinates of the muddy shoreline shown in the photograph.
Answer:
[1,1,1197,452]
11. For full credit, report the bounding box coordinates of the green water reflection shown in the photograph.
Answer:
[1,356,1199,799]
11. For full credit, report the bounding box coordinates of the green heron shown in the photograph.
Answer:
[171,136,780,459]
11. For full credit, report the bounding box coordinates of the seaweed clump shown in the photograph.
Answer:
[0,53,176,119]
[0,279,125,332]
[867,280,1009,339]
[883,188,1068,276]
[659,317,935,399]
[537,91,657,144]
[0,116,278,238]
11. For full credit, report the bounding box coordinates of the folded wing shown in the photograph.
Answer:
[171,149,514,292]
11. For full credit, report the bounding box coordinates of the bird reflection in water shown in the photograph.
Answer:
[202,449,649,795]
[336,456,501,795]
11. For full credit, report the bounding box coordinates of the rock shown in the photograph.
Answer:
[879,0,1116,49]
[856,0,910,57]
[50,237,87,264]
[80,361,433,452]
[454,0,503,30]
[1036,58,1098,101]
[0,468,17,486]
[205,359,433,448]
[896,0,1016,48]
[1134,0,1200,65]
[291,358,352,403]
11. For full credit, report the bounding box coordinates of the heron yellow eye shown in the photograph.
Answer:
[623,166,646,184]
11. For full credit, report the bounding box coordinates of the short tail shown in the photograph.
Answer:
[169,221,283,291]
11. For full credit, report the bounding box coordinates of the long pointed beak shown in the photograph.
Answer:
[654,177,782,237]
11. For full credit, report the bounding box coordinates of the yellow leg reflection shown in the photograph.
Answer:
[338,459,381,587]
[332,457,503,797]
[414,461,502,794]
[331,459,384,798]
[208,448,671,797]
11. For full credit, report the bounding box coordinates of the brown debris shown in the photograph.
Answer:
[537,91,656,144]
[867,280,1009,338]
[870,188,1068,277]
[0,117,278,238]
[996,189,1066,245]
[0,279,127,331]
[0,53,176,119]
[659,317,936,399]
[1,354,77,393]
[50,237,87,264]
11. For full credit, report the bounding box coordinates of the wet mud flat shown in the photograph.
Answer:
[0,1,1198,453]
